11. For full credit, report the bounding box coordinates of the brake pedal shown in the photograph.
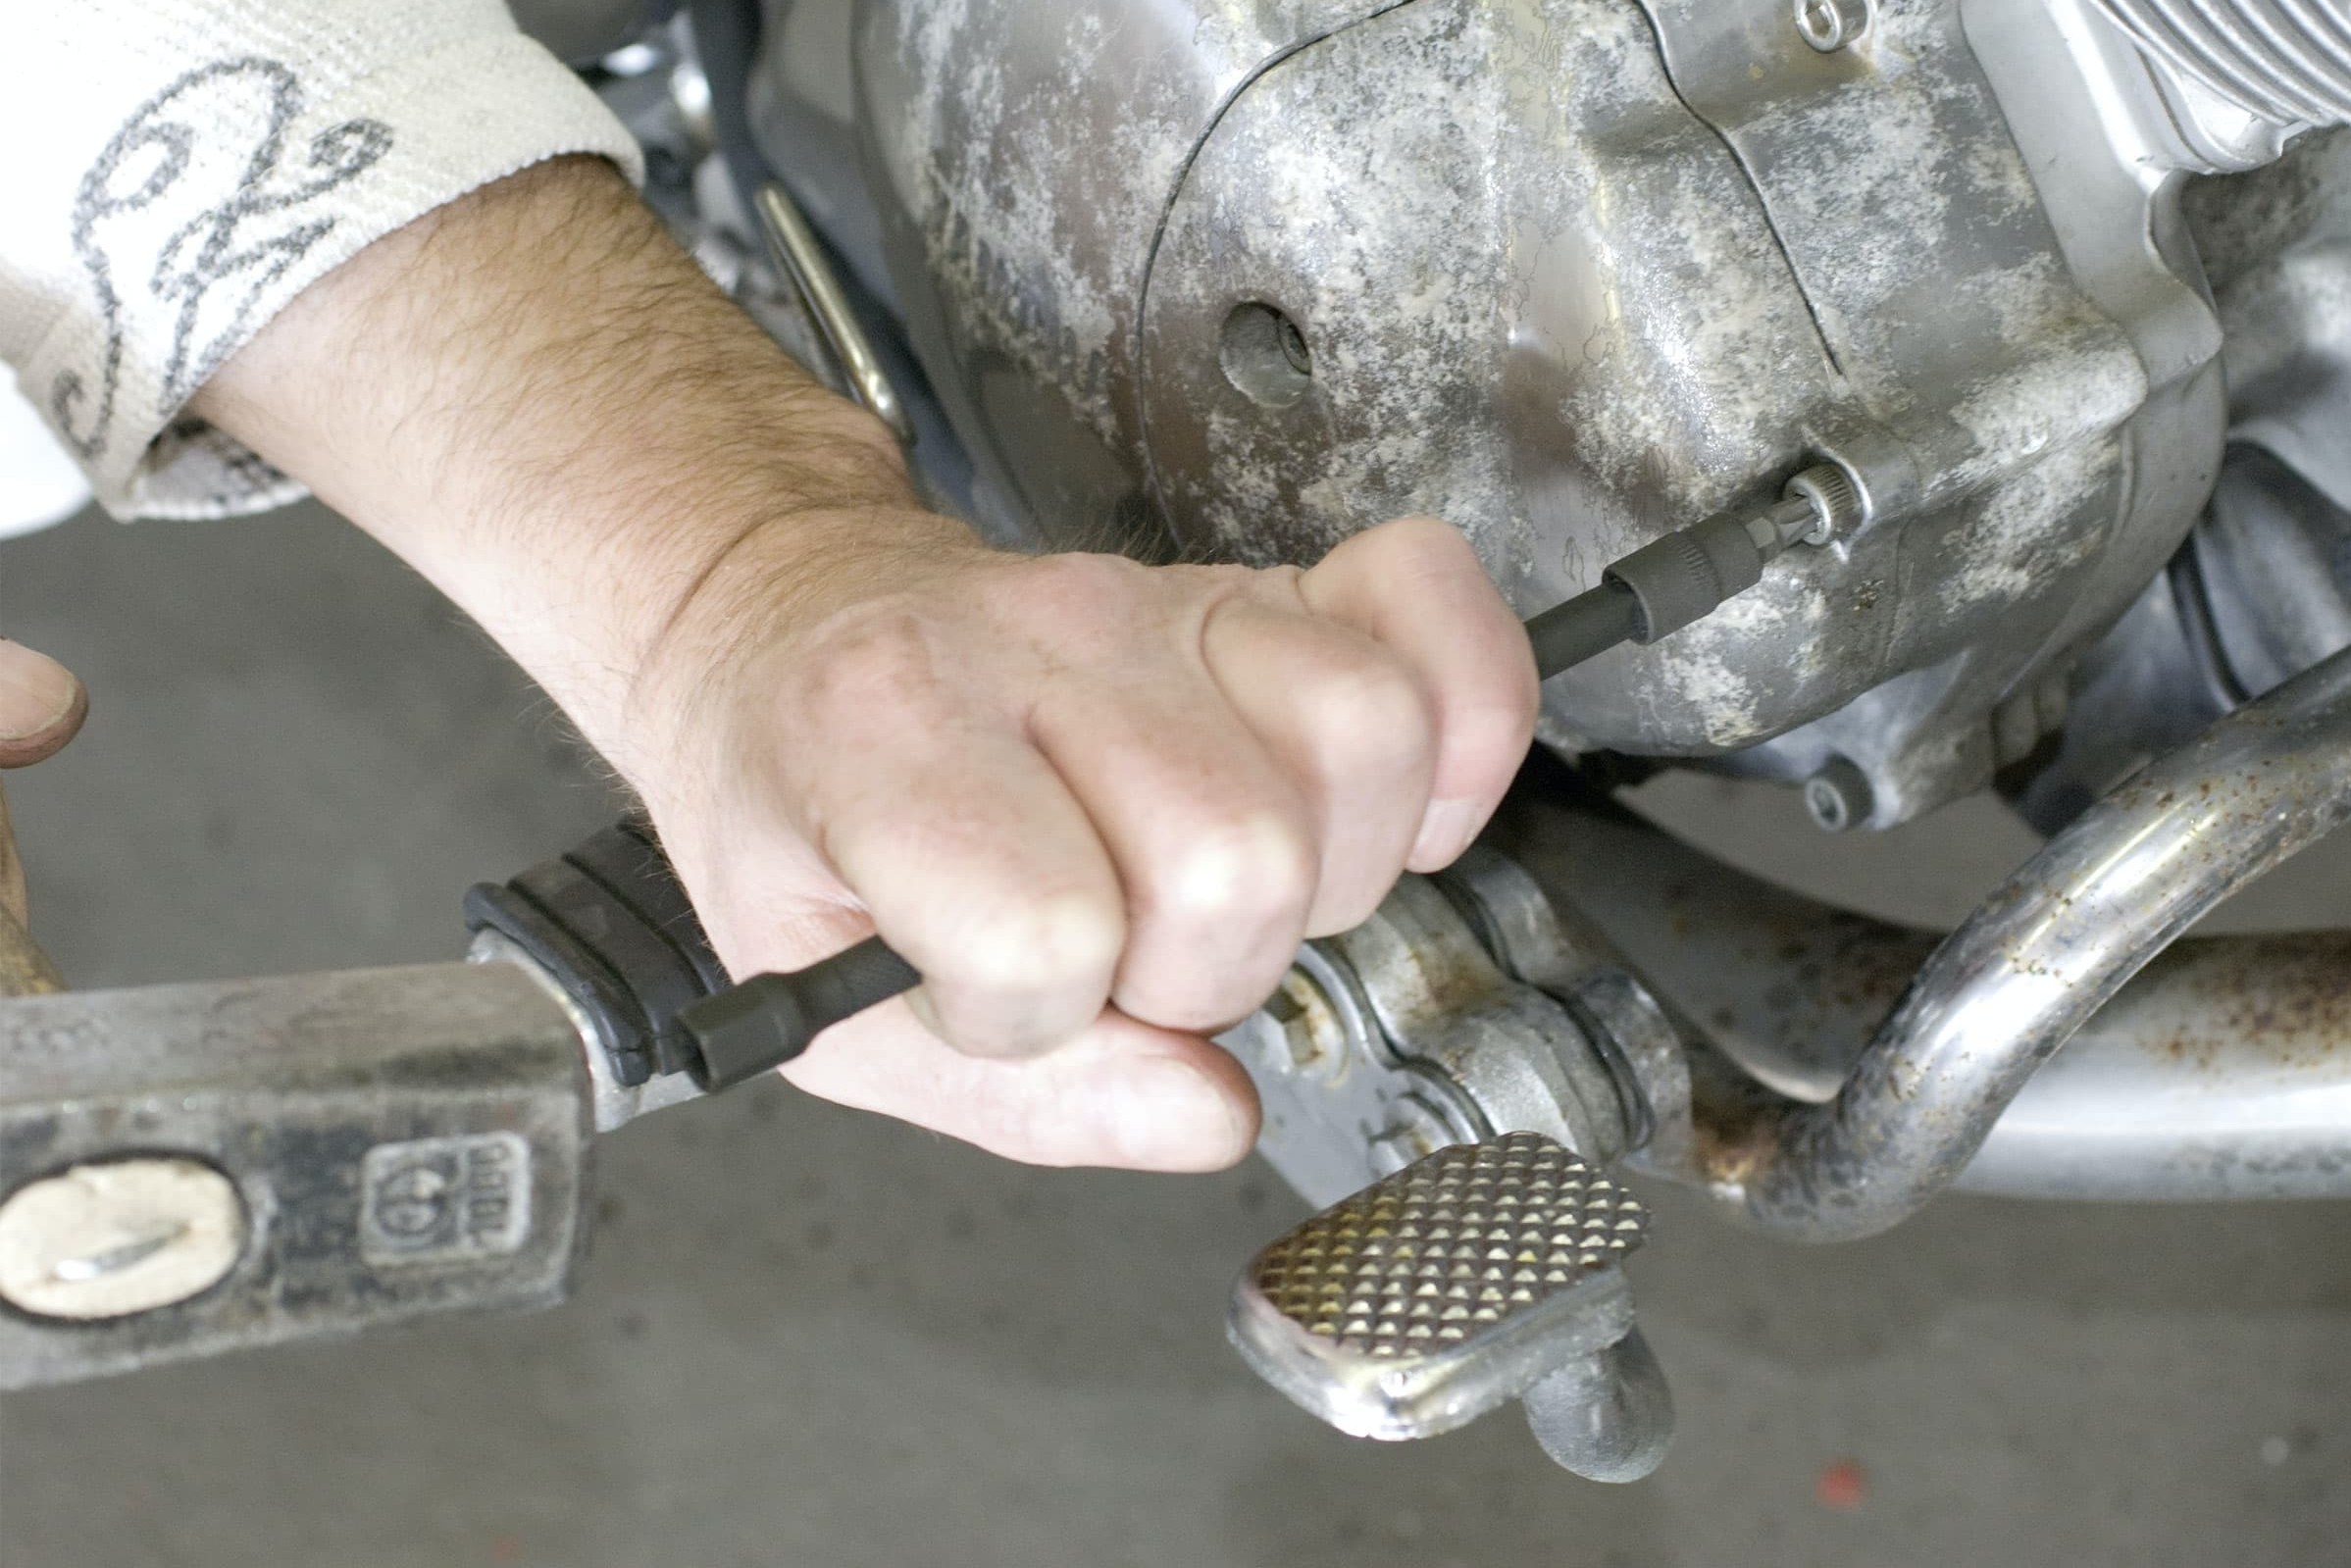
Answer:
[1227,1131,1671,1481]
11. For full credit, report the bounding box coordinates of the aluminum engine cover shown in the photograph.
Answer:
[851,0,2229,823]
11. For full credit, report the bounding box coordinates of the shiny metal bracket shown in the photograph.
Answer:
[1229,1132,1670,1480]
[753,181,915,445]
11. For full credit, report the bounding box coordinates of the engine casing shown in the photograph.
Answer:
[843,0,2348,822]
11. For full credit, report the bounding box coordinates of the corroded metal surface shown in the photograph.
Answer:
[1963,932,2351,1198]
[1505,639,2351,1230]
[1139,0,2186,804]
[2186,127,2351,510]
[1501,795,1940,1105]
[854,0,1401,549]
[1219,869,1645,1207]
[856,0,2233,824]
[1755,639,2351,1235]
[1513,788,2351,1203]
[0,964,592,1389]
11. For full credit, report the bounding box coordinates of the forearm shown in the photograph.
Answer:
[188,148,1535,1178]
[190,156,961,786]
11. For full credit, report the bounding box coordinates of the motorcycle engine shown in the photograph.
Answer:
[730,0,2351,828]
[509,0,2351,1475]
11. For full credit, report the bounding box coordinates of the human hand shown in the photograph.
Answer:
[180,158,1534,1170]
[0,634,85,954]
[630,513,1537,1172]
[0,637,84,774]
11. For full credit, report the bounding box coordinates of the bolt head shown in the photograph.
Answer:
[1796,0,1868,51]
[1262,968,1350,1078]
[1804,756,1874,834]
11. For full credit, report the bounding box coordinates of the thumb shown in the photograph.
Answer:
[0,637,85,767]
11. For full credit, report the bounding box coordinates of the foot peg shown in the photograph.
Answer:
[1228,1132,1670,1481]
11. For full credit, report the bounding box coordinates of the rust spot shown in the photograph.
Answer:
[2117,936,2351,1074]
[1689,1091,1781,1189]
[1814,1459,1867,1512]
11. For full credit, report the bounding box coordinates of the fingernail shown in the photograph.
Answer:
[0,642,79,740]
[1410,797,1483,869]
[1111,1054,1248,1170]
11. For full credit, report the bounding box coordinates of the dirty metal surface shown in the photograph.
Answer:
[853,0,1404,550]
[2187,127,2351,511]
[1217,940,1489,1211]
[1963,931,2351,1199]
[1657,638,2351,1233]
[0,963,592,1389]
[1228,1131,1643,1440]
[1498,752,2351,1206]
[865,0,2226,824]
[1249,1133,1647,1355]
[1221,868,1642,1209]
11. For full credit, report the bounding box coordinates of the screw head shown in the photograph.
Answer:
[1804,756,1875,833]
[1796,0,1868,51]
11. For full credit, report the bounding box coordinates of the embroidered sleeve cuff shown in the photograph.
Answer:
[25,31,643,521]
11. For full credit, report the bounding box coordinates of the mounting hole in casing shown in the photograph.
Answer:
[1220,302,1314,408]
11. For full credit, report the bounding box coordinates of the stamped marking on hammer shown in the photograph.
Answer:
[359,1133,531,1266]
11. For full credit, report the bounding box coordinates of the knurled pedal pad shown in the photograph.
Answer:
[1228,1132,1649,1442]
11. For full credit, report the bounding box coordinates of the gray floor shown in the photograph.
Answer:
[2,501,2349,1567]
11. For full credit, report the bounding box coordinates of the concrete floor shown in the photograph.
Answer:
[3,501,2350,1566]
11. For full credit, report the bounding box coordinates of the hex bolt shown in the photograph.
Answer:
[0,1158,245,1321]
[1261,966,1352,1079]
[1804,755,1874,833]
[1795,0,1869,51]
[1783,462,1865,545]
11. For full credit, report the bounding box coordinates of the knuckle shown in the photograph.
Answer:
[944,886,1124,999]
[1382,513,1474,560]
[1382,519,1493,595]
[996,551,1153,632]
[1140,809,1316,930]
[1432,665,1541,783]
[1306,656,1436,762]
[1340,514,1457,568]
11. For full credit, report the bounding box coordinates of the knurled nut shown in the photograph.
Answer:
[1666,529,1720,600]
[1784,464,1863,545]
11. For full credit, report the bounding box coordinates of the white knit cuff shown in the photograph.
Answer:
[23,31,643,521]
